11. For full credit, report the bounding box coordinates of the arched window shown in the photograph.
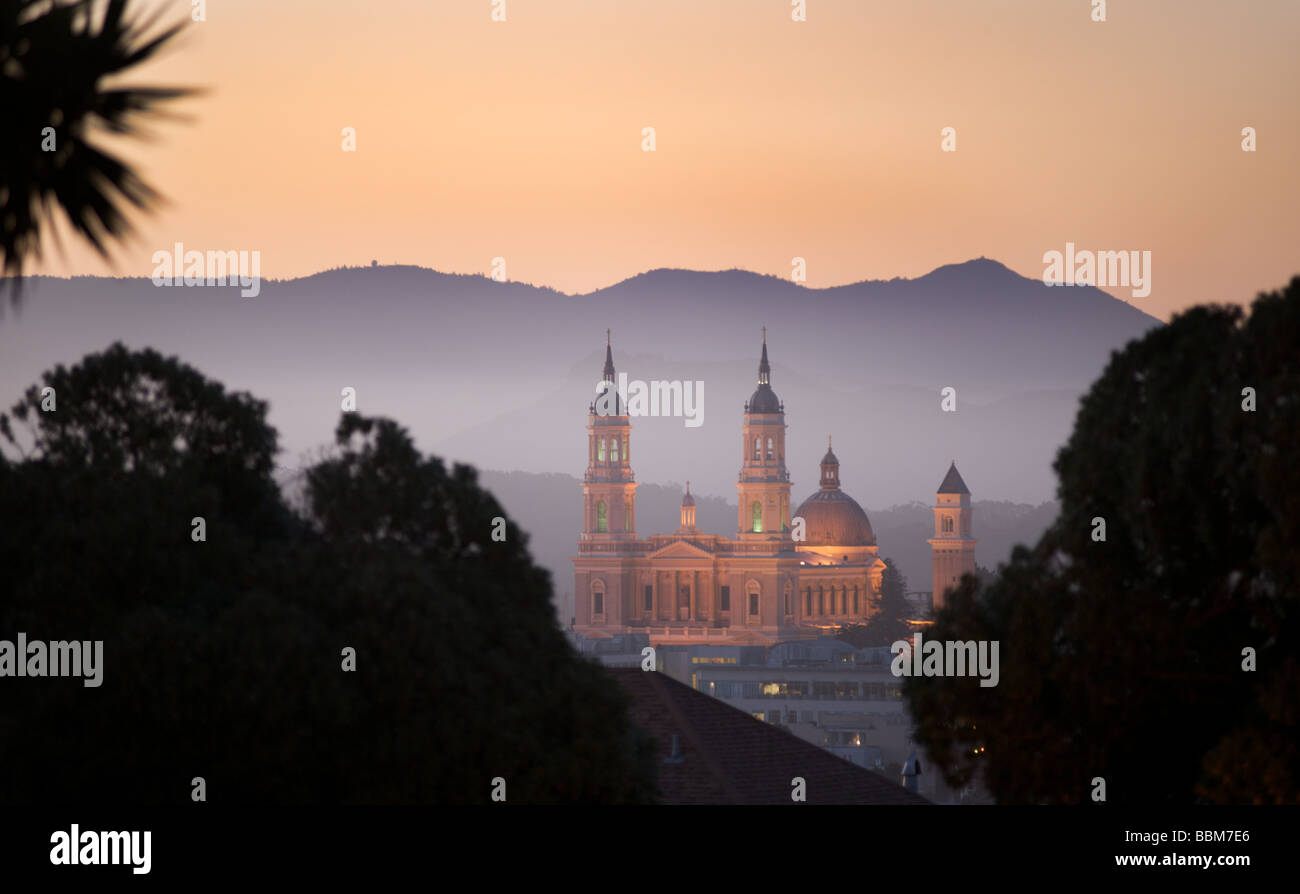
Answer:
[596,500,607,533]
[610,437,619,462]
[942,516,954,533]
[591,581,605,618]
[751,501,763,533]
[747,580,761,616]
[766,437,774,460]
[623,437,629,463]
[598,438,606,462]
[784,581,793,616]
[753,437,761,460]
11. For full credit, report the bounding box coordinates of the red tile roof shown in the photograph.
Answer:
[609,668,928,805]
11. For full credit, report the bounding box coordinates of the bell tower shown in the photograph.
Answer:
[582,330,636,540]
[927,461,976,614]
[737,328,792,539]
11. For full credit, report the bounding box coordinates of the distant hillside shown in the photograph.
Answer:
[2,258,1159,507]
[477,468,1059,624]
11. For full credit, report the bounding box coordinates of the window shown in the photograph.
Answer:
[625,506,633,532]
[943,516,954,533]
[610,438,619,462]
[598,438,606,462]
[841,587,847,614]
[644,585,653,612]
[753,437,761,460]
[596,500,607,533]
[783,582,792,615]
[623,436,629,463]
[749,592,759,616]
[805,589,812,615]
[818,587,824,615]
[853,586,859,614]
[766,437,774,460]
[751,501,763,533]
[591,582,605,618]
[720,586,730,612]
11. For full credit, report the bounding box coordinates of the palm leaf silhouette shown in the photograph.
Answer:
[1,0,194,306]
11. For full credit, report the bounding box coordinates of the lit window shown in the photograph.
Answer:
[751,501,763,533]
[596,500,607,533]
[598,438,606,462]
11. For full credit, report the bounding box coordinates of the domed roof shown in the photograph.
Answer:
[681,482,695,506]
[794,489,876,546]
[747,383,782,414]
[794,438,875,546]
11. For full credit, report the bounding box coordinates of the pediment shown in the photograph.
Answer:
[647,539,716,560]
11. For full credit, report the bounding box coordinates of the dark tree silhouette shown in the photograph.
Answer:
[1,0,193,302]
[0,344,656,804]
[839,558,912,648]
[906,276,1300,804]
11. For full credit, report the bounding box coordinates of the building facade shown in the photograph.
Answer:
[573,333,975,645]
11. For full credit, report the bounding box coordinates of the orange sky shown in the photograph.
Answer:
[36,0,1300,320]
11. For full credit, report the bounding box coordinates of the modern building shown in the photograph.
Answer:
[572,331,974,644]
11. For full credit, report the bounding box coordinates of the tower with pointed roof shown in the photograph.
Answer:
[582,330,637,542]
[927,461,976,614]
[737,328,792,540]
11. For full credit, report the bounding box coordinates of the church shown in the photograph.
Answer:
[572,333,975,645]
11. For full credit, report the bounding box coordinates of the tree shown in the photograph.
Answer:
[838,558,912,648]
[0,345,656,803]
[1,0,192,303]
[906,276,1300,804]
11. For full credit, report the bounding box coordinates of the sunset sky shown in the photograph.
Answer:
[37,0,1300,321]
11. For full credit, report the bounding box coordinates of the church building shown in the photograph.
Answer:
[572,333,974,645]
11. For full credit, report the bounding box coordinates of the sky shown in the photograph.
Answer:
[34,0,1300,321]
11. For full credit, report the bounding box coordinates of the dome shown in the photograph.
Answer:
[793,489,876,546]
[747,383,782,414]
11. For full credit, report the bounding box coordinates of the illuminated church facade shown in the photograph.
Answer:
[572,333,974,646]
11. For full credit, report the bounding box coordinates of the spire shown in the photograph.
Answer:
[602,329,616,383]
[758,327,770,385]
